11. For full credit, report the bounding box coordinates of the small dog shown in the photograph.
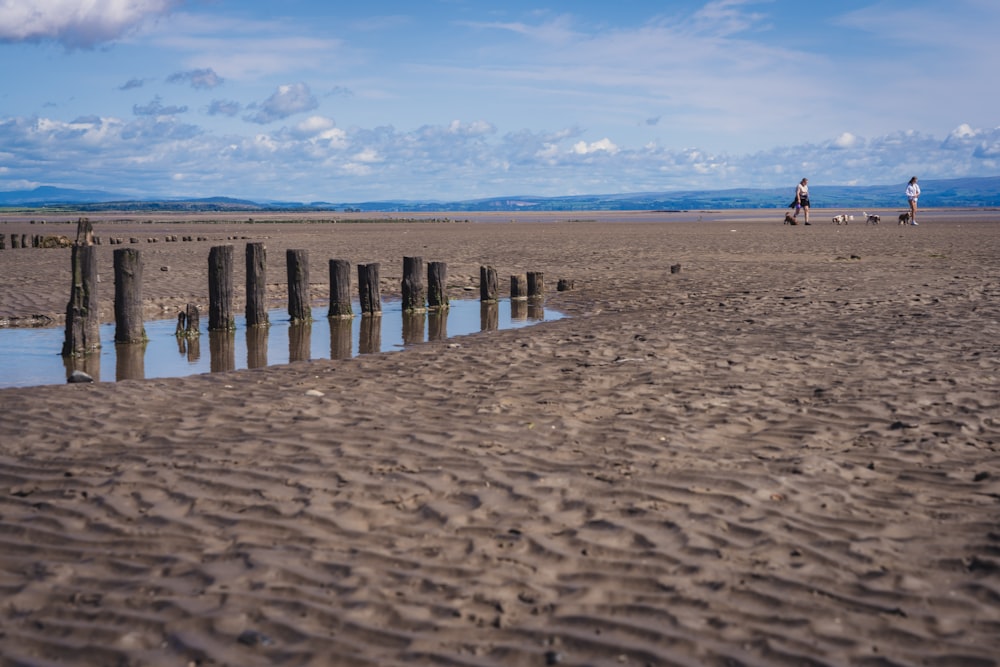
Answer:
[863,211,880,225]
[832,214,848,225]
[898,212,911,225]
[784,212,797,225]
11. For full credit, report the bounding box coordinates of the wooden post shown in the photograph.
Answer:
[480,265,498,302]
[245,242,268,327]
[510,274,528,301]
[287,248,311,323]
[527,271,544,299]
[402,256,426,312]
[208,245,235,331]
[11,234,20,249]
[427,261,448,311]
[0,234,6,250]
[185,303,200,337]
[114,247,146,344]
[358,263,381,314]
[328,259,353,319]
[63,218,100,357]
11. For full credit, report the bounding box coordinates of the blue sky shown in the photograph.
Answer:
[1,0,998,202]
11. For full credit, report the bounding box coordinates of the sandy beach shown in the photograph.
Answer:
[1,209,999,666]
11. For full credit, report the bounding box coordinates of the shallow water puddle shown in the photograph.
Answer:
[1,299,562,388]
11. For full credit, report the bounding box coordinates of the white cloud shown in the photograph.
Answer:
[572,138,619,155]
[0,0,176,48]
[244,83,318,125]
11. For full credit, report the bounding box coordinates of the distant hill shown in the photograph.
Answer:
[2,176,999,212]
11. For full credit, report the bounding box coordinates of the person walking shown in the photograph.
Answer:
[906,177,920,225]
[792,178,811,225]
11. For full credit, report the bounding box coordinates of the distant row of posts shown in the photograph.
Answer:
[62,217,550,360]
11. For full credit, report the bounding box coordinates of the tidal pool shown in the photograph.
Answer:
[1,298,562,388]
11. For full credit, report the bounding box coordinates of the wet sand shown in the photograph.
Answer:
[1,209,999,665]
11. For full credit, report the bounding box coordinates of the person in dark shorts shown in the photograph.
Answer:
[791,177,811,225]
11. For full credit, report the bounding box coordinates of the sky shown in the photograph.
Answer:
[1,0,999,203]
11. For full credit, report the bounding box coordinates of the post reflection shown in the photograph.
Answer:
[246,325,268,369]
[209,330,235,373]
[402,312,425,345]
[428,310,447,341]
[329,317,353,359]
[64,353,101,383]
[528,301,545,321]
[480,302,498,331]
[115,341,146,381]
[289,321,311,362]
[359,314,381,354]
[510,299,527,321]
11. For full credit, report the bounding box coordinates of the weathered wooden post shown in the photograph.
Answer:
[245,242,268,327]
[402,256,426,312]
[63,217,100,357]
[480,265,498,302]
[510,274,528,301]
[0,234,5,250]
[208,245,235,331]
[185,304,200,337]
[287,249,311,323]
[358,263,381,314]
[114,247,146,343]
[527,271,544,299]
[328,259,353,319]
[427,261,448,311]
[11,234,20,249]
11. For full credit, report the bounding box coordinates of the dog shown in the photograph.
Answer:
[898,212,911,225]
[784,212,797,225]
[832,214,848,225]
[863,211,880,225]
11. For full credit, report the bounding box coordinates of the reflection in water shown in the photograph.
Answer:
[359,315,381,354]
[209,330,235,373]
[177,335,202,363]
[2,299,565,388]
[115,341,146,381]
[510,299,527,322]
[528,301,545,321]
[289,322,312,362]
[64,353,101,383]
[329,317,352,360]
[428,311,447,341]
[246,326,268,369]
[481,302,498,331]
[402,312,425,345]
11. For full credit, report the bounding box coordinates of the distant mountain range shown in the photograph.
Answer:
[2,176,999,212]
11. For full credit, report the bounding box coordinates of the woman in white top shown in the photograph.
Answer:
[793,178,810,225]
[905,177,920,225]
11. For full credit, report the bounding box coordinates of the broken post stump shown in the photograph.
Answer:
[62,217,100,357]
[287,249,311,323]
[480,265,498,302]
[402,256,426,313]
[328,259,353,319]
[114,247,146,344]
[208,245,235,331]
[245,242,268,327]
[358,263,382,315]
[527,271,544,299]
[427,261,449,311]
[510,274,528,301]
